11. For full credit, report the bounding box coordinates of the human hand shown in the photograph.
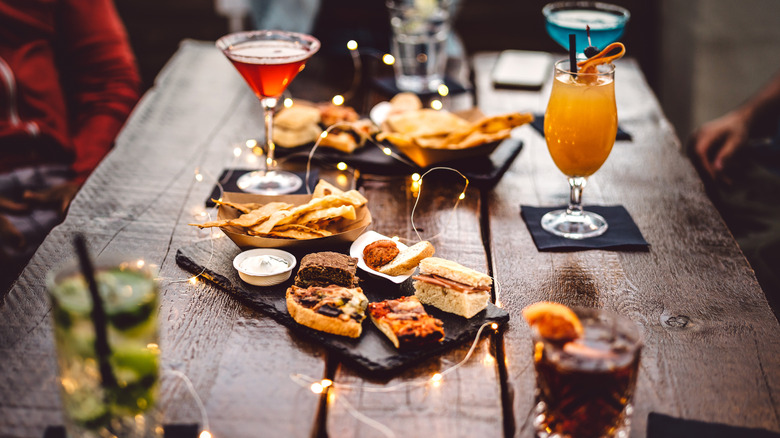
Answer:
[691,110,751,182]
[23,181,81,214]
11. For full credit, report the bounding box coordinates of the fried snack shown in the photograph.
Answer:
[275,105,321,130]
[388,92,423,117]
[386,109,471,138]
[318,103,359,126]
[191,180,367,240]
[363,240,400,270]
[274,123,323,148]
[192,202,292,229]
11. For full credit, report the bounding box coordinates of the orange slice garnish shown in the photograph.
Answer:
[522,302,583,341]
[577,42,626,74]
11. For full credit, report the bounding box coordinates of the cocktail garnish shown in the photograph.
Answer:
[577,42,626,74]
[584,25,600,58]
[522,302,584,342]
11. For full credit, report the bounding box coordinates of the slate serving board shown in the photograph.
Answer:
[175,238,510,376]
[272,137,524,187]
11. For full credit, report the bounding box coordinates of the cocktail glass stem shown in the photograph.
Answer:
[261,97,277,171]
[567,176,586,216]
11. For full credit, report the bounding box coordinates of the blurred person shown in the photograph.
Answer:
[689,70,780,314]
[0,0,141,293]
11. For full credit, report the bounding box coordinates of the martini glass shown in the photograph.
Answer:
[542,60,617,239]
[542,2,629,54]
[217,30,320,195]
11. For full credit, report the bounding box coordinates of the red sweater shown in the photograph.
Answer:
[0,0,140,183]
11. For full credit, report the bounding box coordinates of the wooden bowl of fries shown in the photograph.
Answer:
[193,180,371,250]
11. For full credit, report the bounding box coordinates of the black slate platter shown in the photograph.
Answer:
[175,238,510,376]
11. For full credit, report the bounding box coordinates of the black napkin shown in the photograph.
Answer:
[648,413,780,438]
[370,76,470,99]
[44,424,199,438]
[205,169,319,207]
[530,114,632,141]
[520,205,649,251]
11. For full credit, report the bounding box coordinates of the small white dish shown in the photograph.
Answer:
[350,230,413,284]
[233,248,297,287]
[369,101,392,126]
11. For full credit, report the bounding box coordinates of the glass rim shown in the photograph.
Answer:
[531,306,643,352]
[46,254,158,292]
[216,29,321,56]
[554,58,615,76]
[542,1,631,23]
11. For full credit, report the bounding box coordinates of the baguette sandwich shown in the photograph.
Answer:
[413,257,491,319]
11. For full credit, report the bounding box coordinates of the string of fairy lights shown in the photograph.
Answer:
[168,40,504,438]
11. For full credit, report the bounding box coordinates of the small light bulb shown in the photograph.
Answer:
[195,173,203,182]
[431,373,443,382]
[188,277,198,284]
[332,95,344,106]
[438,84,449,96]
[491,323,499,330]
[321,379,333,388]
[382,54,395,65]
[246,139,258,148]
[284,98,293,108]
[337,162,348,171]
[383,147,392,155]
[233,147,242,157]
[347,40,358,51]
[411,173,420,181]
[199,431,212,438]
[320,131,328,139]
[136,260,145,269]
[311,383,324,394]
[459,193,466,200]
[430,100,443,110]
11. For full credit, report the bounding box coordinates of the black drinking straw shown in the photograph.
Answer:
[568,34,578,74]
[74,234,117,388]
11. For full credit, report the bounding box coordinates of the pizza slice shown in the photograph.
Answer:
[286,284,368,338]
[368,296,445,349]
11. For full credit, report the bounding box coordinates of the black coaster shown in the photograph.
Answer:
[205,169,319,207]
[530,113,632,141]
[648,413,780,438]
[520,205,649,251]
[370,76,470,99]
[44,424,199,438]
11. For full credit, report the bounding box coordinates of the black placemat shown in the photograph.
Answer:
[648,413,780,438]
[530,113,632,141]
[370,76,470,99]
[175,238,509,377]
[520,205,649,251]
[205,169,319,207]
[44,424,198,438]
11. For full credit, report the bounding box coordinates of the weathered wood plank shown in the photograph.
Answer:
[0,41,325,438]
[326,174,504,438]
[473,52,780,437]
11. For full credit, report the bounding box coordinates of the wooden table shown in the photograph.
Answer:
[2,40,779,438]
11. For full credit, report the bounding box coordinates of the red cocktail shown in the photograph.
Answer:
[217,31,320,195]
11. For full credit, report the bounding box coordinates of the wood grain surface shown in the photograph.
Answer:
[1,41,778,438]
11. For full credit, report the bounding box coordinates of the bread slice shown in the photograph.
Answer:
[378,240,435,276]
[418,257,491,289]
[414,281,489,319]
[286,285,367,338]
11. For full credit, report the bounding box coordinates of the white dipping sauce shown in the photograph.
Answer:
[240,254,289,275]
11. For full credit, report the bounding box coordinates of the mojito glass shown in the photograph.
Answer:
[47,257,161,437]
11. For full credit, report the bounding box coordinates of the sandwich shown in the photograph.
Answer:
[286,284,368,338]
[413,257,491,319]
[373,240,435,276]
[368,295,444,349]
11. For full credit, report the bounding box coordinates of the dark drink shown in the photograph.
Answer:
[532,307,641,438]
[225,41,310,99]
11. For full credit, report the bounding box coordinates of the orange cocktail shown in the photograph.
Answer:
[540,54,619,240]
[544,67,617,177]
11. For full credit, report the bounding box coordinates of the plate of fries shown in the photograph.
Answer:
[374,93,534,168]
[192,180,372,250]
